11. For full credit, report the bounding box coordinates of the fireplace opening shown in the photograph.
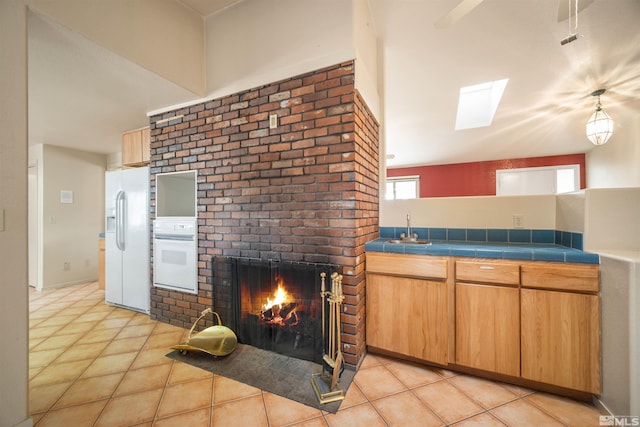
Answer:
[213,257,339,364]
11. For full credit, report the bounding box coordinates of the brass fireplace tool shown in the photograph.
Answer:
[311,272,346,404]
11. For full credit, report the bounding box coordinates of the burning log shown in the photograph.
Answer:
[279,302,297,320]
[261,308,274,321]
[284,311,299,326]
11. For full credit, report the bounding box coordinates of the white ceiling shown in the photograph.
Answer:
[372,0,640,167]
[28,0,640,166]
[28,12,199,154]
[178,0,243,16]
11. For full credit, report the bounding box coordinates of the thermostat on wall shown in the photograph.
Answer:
[60,190,73,204]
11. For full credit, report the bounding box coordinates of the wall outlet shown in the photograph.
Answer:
[63,262,70,271]
[513,214,525,229]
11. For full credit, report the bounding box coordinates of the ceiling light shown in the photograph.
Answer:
[586,89,613,146]
[455,79,508,130]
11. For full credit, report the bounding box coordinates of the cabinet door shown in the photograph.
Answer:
[367,274,448,365]
[141,127,151,163]
[521,289,600,393]
[122,130,142,165]
[456,283,520,376]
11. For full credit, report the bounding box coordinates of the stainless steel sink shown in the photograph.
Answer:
[388,213,431,244]
[387,239,431,245]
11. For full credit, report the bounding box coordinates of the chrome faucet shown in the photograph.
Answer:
[400,213,417,241]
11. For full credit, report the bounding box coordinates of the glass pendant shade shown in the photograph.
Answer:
[586,91,614,146]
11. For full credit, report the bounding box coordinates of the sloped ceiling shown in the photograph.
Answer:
[28,11,199,154]
[179,0,243,16]
[371,0,640,167]
[28,0,640,166]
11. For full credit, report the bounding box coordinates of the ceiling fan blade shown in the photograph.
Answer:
[557,0,595,22]
[435,0,484,29]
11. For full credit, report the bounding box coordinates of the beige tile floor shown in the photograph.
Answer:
[29,281,604,426]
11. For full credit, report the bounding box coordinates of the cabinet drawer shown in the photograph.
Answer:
[521,262,599,293]
[455,260,520,286]
[366,252,448,280]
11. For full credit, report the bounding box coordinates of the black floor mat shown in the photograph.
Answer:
[166,343,354,413]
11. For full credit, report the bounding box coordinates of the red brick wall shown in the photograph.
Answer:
[148,61,379,368]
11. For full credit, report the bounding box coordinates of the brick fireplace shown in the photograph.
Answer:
[148,61,379,368]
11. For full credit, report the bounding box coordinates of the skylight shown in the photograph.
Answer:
[455,78,509,130]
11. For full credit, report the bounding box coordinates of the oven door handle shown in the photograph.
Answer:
[154,234,195,242]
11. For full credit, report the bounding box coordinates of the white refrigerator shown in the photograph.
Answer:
[105,167,150,313]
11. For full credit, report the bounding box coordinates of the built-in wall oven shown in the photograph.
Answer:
[153,218,198,294]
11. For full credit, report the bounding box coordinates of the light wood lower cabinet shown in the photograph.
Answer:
[455,282,520,376]
[367,274,448,365]
[521,288,601,394]
[365,254,600,394]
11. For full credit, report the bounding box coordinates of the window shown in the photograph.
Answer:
[386,176,419,200]
[496,165,580,196]
[455,79,509,130]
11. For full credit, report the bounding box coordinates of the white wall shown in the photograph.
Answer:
[584,188,640,252]
[0,1,30,425]
[27,0,205,95]
[380,195,557,229]
[205,0,354,99]
[556,191,585,233]
[587,113,640,188]
[597,254,640,417]
[353,0,380,120]
[40,145,106,289]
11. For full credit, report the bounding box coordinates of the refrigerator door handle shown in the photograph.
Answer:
[116,190,125,250]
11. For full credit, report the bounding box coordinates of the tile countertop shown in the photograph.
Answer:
[364,239,600,264]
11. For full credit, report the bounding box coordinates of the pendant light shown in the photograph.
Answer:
[586,89,613,145]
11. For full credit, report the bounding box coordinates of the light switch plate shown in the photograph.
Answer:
[269,114,278,129]
[513,214,525,229]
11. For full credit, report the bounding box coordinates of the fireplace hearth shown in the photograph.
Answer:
[213,257,339,364]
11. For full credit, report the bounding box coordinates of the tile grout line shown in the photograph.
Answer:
[522,395,572,427]
[369,361,447,426]
[29,297,107,420]
[28,285,99,423]
[100,312,178,425]
[29,284,157,425]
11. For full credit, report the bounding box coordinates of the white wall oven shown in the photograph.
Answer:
[153,218,198,294]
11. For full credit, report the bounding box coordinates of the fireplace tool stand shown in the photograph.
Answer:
[311,272,346,404]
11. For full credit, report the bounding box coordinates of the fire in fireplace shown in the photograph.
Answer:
[260,279,300,327]
[213,257,339,364]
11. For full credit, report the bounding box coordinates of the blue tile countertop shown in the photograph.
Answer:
[364,239,600,264]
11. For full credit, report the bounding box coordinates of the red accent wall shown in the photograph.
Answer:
[387,154,586,198]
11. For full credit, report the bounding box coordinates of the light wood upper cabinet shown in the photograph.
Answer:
[122,126,150,166]
[367,274,448,365]
[141,126,150,163]
[455,282,520,376]
[521,288,601,393]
